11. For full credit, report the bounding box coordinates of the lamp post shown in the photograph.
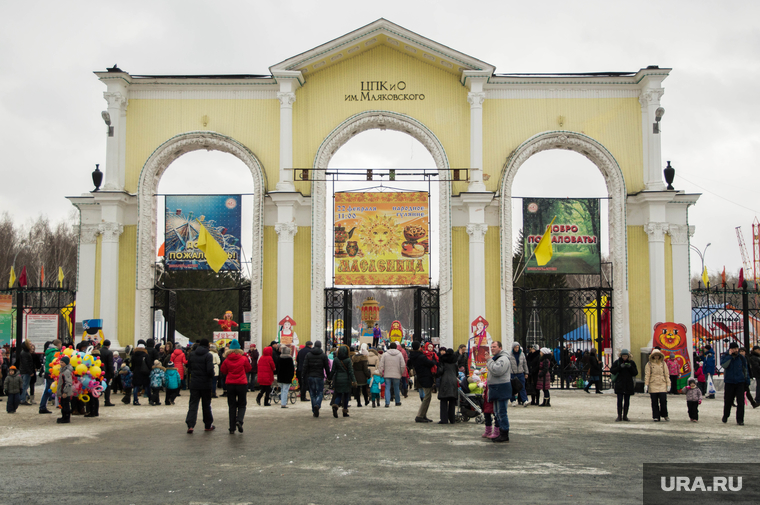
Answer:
[690,242,711,286]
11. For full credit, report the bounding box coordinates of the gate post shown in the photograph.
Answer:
[344,289,352,346]
[559,290,565,389]
[15,289,24,363]
[742,281,750,351]
[414,288,422,342]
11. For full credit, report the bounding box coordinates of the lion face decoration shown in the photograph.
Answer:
[653,322,687,351]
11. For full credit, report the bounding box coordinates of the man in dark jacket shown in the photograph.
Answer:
[185,339,215,433]
[269,341,281,367]
[302,341,331,417]
[100,340,115,407]
[296,341,313,401]
[721,342,749,425]
[18,341,35,405]
[408,341,437,423]
[456,344,469,376]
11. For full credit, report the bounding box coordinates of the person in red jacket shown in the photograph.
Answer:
[220,340,252,434]
[256,346,276,406]
[171,347,188,392]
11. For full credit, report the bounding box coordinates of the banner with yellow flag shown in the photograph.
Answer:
[8,266,15,289]
[701,267,709,288]
[197,222,229,273]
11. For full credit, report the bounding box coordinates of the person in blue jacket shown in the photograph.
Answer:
[720,342,749,425]
[703,349,716,399]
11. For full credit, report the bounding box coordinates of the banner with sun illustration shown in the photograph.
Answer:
[334,192,429,286]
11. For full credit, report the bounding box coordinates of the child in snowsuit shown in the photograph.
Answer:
[119,364,133,405]
[149,360,166,406]
[163,361,181,405]
[56,357,74,423]
[685,377,703,422]
[4,366,22,413]
[368,369,384,408]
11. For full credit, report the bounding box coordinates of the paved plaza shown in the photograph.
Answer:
[0,389,757,504]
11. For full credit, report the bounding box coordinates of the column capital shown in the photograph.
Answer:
[275,222,298,243]
[467,91,485,108]
[79,224,100,245]
[466,223,488,242]
[667,224,692,245]
[638,88,664,109]
[98,222,123,243]
[277,91,296,107]
[103,91,128,111]
[644,221,668,243]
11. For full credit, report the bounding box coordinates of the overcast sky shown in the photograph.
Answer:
[1,0,758,280]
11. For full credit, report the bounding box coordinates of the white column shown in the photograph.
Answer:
[98,222,123,341]
[466,223,488,323]
[669,223,695,376]
[467,91,487,192]
[645,221,668,328]
[76,225,100,321]
[275,222,297,325]
[639,87,665,191]
[102,91,128,191]
[276,89,296,191]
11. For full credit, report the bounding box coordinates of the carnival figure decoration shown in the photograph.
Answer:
[278,315,299,354]
[214,311,239,332]
[652,322,691,390]
[468,316,493,370]
[388,320,403,343]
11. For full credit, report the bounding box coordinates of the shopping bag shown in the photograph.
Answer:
[707,376,716,396]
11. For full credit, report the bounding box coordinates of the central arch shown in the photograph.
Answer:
[312,111,454,346]
[135,131,267,347]
[500,131,630,352]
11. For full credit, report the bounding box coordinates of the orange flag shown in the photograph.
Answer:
[40,265,45,287]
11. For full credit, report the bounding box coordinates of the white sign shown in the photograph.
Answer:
[25,314,58,348]
[243,311,251,324]
[244,341,251,352]
[213,331,238,342]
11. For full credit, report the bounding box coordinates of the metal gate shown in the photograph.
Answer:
[324,288,352,348]
[513,287,613,389]
[1,286,77,356]
[414,287,439,343]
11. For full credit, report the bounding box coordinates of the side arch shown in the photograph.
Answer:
[311,111,454,347]
[500,131,630,352]
[135,131,267,347]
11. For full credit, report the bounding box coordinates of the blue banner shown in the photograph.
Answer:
[164,195,242,271]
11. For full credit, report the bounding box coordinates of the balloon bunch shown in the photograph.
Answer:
[48,347,107,402]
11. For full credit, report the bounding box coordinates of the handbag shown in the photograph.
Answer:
[510,377,523,394]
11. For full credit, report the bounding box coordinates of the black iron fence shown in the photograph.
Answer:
[691,285,760,372]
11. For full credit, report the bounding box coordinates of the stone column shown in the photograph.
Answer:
[639,87,665,191]
[645,221,668,329]
[275,222,298,327]
[98,222,123,341]
[466,223,488,324]
[76,225,100,322]
[276,90,296,191]
[669,223,694,375]
[467,91,487,192]
[102,91,128,191]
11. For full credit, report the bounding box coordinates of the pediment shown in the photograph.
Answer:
[270,19,494,82]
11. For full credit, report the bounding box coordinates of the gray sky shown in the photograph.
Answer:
[2,0,758,279]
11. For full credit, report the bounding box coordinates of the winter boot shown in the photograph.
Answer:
[481,426,492,438]
[489,426,501,439]
[544,398,551,407]
[492,429,509,443]
[342,408,350,417]
[539,399,547,407]
[332,404,339,418]
[371,399,376,408]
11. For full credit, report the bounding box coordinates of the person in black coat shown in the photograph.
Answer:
[408,341,437,423]
[275,346,295,408]
[436,348,459,424]
[610,348,638,422]
[130,345,152,405]
[269,342,281,367]
[526,345,541,405]
[18,340,35,405]
[584,349,603,394]
[296,341,313,401]
[302,341,331,417]
[185,339,215,433]
[100,340,115,406]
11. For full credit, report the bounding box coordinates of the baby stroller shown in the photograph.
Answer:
[456,387,484,424]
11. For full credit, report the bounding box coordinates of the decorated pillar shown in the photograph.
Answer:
[639,75,666,191]
[466,223,488,325]
[102,89,128,191]
[669,223,695,375]
[463,70,490,192]
[273,71,302,191]
[76,224,100,322]
[98,222,123,341]
[645,221,668,329]
[275,222,297,326]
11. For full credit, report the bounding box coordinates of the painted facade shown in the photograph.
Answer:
[67,19,699,370]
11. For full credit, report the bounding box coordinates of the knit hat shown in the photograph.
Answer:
[688,378,696,385]
[120,363,128,369]
[9,365,16,370]
[167,361,174,367]
[280,345,291,356]
[540,347,551,355]
[136,344,145,349]
[412,341,421,350]
[199,338,210,348]
[229,339,241,350]
[729,342,739,349]
[314,341,322,349]
[620,349,630,356]
[60,356,70,365]
[153,360,161,367]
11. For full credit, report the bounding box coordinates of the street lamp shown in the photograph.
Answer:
[690,242,711,285]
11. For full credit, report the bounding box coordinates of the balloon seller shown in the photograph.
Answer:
[48,346,108,424]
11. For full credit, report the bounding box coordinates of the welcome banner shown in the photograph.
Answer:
[334,192,429,286]
[164,195,241,271]
[523,198,601,274]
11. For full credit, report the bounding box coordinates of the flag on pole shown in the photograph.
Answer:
[196,222,227,273]
[8,266,15,288]
[534,216,557,267]
[18,266,28,287]
[701,266,709,288]
[739,268,745,289]
[721,266,726,288]
[40,265,45,287]
[58,267,65,287]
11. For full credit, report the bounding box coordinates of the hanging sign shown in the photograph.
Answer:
[334,191,429,286]
[523,198,601,274]
[164,195,242,271]
[0,295,12,346]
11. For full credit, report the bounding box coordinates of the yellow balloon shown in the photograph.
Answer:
[63,348,74,356]
[50,382,57,392]
[70,357,80,366]
[94,360,102,367]
[75,364,88,375]
[52,365,60,375]
[89,366,102,377]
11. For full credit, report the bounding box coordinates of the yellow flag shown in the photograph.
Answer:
[534,217,556,267]
[8,266,16,288]
[196,222,228,273]
[702,266,709,288]
[58,267,65,287]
